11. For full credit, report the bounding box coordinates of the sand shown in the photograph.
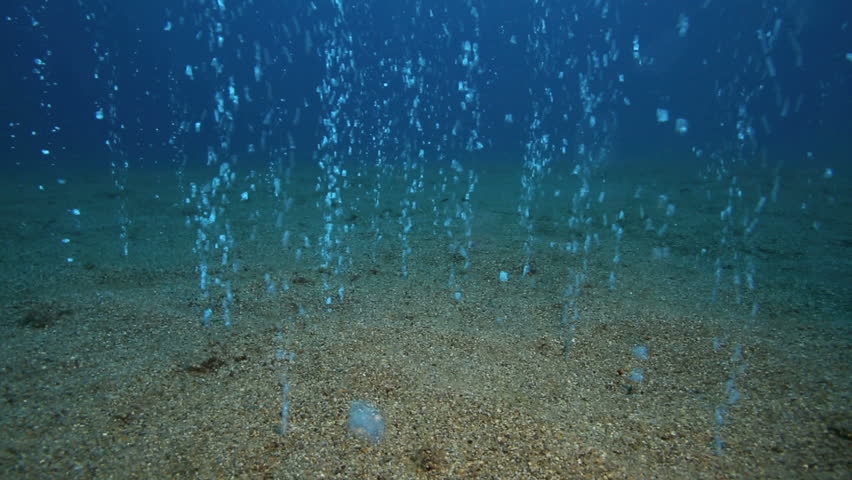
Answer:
[0,157,849,479]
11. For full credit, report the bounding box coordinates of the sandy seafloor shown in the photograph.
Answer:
[0,156,849,479]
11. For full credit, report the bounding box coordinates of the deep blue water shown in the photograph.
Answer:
[2,0,850,170]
